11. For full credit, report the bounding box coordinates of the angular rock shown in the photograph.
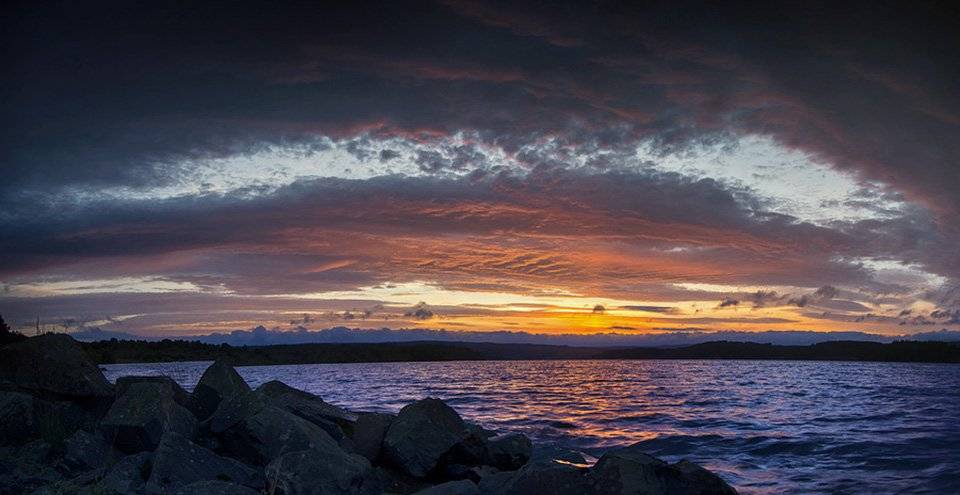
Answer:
[0,334,113,399]
[147,431,261,493]
[383,398,468,477]
[187,359,251,420]
[0,440,61,494]
[116,375,190,406]
[100,381,197,453]
[257,380,357,425]
[484,432,532,471]
[0,391,38,444]
[174,480,261,495]
[98,452,153,495]
[586,443,737,495]
[413,479,481,495]
[211,391,340,466]
[351,412,394,462]
[265,448,380,495]
[63,429,113,471]
[479,458,590,495]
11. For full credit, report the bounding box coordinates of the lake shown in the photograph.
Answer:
[102,359,960,494]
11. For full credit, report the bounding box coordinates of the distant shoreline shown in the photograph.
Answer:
[82,339,960,365]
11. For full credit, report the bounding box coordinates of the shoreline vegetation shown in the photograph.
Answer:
[81,338,960,365]
[0,334,738,494]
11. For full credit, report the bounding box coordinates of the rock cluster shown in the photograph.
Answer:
[0,334,738,494]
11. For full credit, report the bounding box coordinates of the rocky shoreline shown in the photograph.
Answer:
[0,334,737,494]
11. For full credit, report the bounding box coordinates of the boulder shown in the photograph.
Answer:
[0,440,62,494]
[413,479,481,495]
[100,381,197,453]
[351,412,394,462]
[0,334,113,399]
[187,359,251,420]
[174,480,262,495]
[63,429,113,471]
[478,458,590,495]
[116,376,190,406]
[257,380,357,425]
[265,448,381,495]
[0,391,38,444]
[383,398,468,477]
[97,452,153,495]
[586,443,737,495]
[210,391,340,466]
[146,431,262,494]
[483,432,532,471]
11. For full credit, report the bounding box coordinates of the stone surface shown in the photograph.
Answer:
[351,412,394,462]
[97,452,153,495]
[0,391,38,444]
[383,398,468,477]
[484,432,532,471]
[258,380,357,424]
[0,334,113,399]
[187,359,251,421]
[63,429,113,471]
[479,458,590,495]
[214,400,340,466]
[413,479,481,495]
[147,431,261,493]
[116,375,190,406]
[173,480,262,495]
[100,381,198,453]
[586,443,737,495]
[0,440,61,493]
[266,448,380,495]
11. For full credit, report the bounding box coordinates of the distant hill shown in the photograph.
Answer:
[79,338,960,365]
[66,325,960,347]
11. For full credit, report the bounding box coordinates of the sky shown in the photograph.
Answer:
[2,0,959,341]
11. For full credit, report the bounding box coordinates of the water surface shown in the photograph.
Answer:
[102,359,960,494]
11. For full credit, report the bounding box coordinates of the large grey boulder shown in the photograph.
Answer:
[478,458,590,495]
[351,412,394,462]
[383,398,469,477]
[586,443,737,495]
[265,448,381,495]
[484,432,532,471]
[413,479,481,495]
[0,334,113,399]
[63,429,113,471]
[146,431,261,493]
[100,381,198,453]
[209,390,340,466]
[255,382,350,443]
[0,391,39,444]
[97,452,153,495]
[0,440,61,494]
[174,480,261,495]
[257,380,357,425]
[116,376,190,406]
[187,359,251,420]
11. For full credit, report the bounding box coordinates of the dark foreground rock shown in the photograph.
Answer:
[587,444,737,495]
[0,334,113,399]
[100,380,197,453]
[265,448,381,495]
[383,398,469,477]
[146,431,262,493]
[187,358,251,420]
[0,334,738,495]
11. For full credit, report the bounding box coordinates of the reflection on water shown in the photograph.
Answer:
[103,359,960,494]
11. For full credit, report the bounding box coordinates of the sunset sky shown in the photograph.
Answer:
[2,1,958,340]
